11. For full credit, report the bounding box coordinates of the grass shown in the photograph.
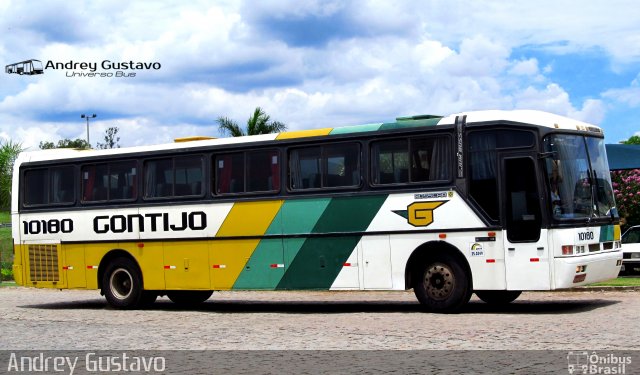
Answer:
[588,276,640,287]
[0,212,12,281]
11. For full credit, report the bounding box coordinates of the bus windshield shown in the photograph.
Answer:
[544,134,616,221]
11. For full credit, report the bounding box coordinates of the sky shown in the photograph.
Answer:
[1,0,639,150]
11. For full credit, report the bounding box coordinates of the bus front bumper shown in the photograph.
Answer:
[554,251,622,289]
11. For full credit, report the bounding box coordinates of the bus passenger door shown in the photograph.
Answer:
[502,155,550,290]
[360,235,392,289]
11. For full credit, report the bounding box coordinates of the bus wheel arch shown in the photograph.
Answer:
[405,241,473,313]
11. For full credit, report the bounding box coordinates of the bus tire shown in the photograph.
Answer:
[413,253,471,313]
[167,290,213,306]
[475,290,522,304]
[102,257,145,309]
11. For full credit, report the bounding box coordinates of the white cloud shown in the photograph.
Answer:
[513,84,606,124]
[0,0,638,149]
[602,74,640,107]
[509,59,539,76]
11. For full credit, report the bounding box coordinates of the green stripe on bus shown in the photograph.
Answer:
[231,238,284,290]
[233,198,331,290]
[599,225,614,242]
[281,198,332,235]
[329,123,383,135]
[277,195,387,290]
[379,117,441,131]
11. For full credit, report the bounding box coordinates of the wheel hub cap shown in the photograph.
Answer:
[425,263,455,301]
[110,268,133,300]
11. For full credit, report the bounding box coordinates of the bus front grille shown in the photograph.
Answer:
[28,244,59,282]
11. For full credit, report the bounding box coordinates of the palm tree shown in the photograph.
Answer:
[217,107,287,137]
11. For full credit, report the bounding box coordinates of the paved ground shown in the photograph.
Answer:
[0,286,638,351]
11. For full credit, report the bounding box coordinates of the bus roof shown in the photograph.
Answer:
[17,109,602,164]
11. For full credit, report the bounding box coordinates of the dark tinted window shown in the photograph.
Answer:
[468,132,499,220]
[82,161,137,202]
[371,136,451,185]
[289,143,360,190]
[24,169,48,205]
[247,150,280,192]
[24,166,75,206]
[214,150,280,194]
[623,227,640,244]
[144,155,203,198]
[215,153,245,194]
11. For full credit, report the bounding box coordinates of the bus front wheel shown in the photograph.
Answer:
[102,257,145,309]
[475,290,522,304]
[413,253,472,313]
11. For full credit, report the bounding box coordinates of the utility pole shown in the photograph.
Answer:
[81,113,97,145]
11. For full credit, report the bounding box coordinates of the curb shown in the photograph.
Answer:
[549,286,640,292]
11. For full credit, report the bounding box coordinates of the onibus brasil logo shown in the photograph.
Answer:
[567,351,632,374]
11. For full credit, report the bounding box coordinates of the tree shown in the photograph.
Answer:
[0,140,24,210]
[96,127,121,149]
[621,135,640,145]
[217,107,287,137]
[39,138,90,149]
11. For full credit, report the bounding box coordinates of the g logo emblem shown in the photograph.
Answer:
[407,201,446,227]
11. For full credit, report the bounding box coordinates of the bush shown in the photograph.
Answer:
[611,169,640,229]
[1,265,12,281]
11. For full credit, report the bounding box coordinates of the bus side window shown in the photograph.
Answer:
[110,161,138,200]
[144,158,173,198]
[50,167,75,204]
[82,164,108,202]
[371,136,450,185]
[289,144,359,190]
[325,143,360,188]
[290,147,321,190]
[24,169,48,205]
[174,155,203,196]
[468,132,500,221]
[371,140,408,185]
[247,150,280,192]
[215,153,244,194]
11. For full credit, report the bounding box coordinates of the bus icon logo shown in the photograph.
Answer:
[567,351,589,374]
[5,59,44,75]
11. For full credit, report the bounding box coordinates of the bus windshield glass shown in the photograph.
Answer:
[544,134,616,221]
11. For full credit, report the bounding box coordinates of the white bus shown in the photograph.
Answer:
[11,110,622,312]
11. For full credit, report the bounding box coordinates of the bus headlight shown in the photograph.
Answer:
[631,253,640,259]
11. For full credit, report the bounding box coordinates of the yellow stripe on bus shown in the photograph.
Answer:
[275,128,333,140]
[211,200,283,289]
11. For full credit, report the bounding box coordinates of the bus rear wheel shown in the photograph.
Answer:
[475,290,522,304]
[167,291,213,307]
[102,257,145,309]
[413,253,471,313]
